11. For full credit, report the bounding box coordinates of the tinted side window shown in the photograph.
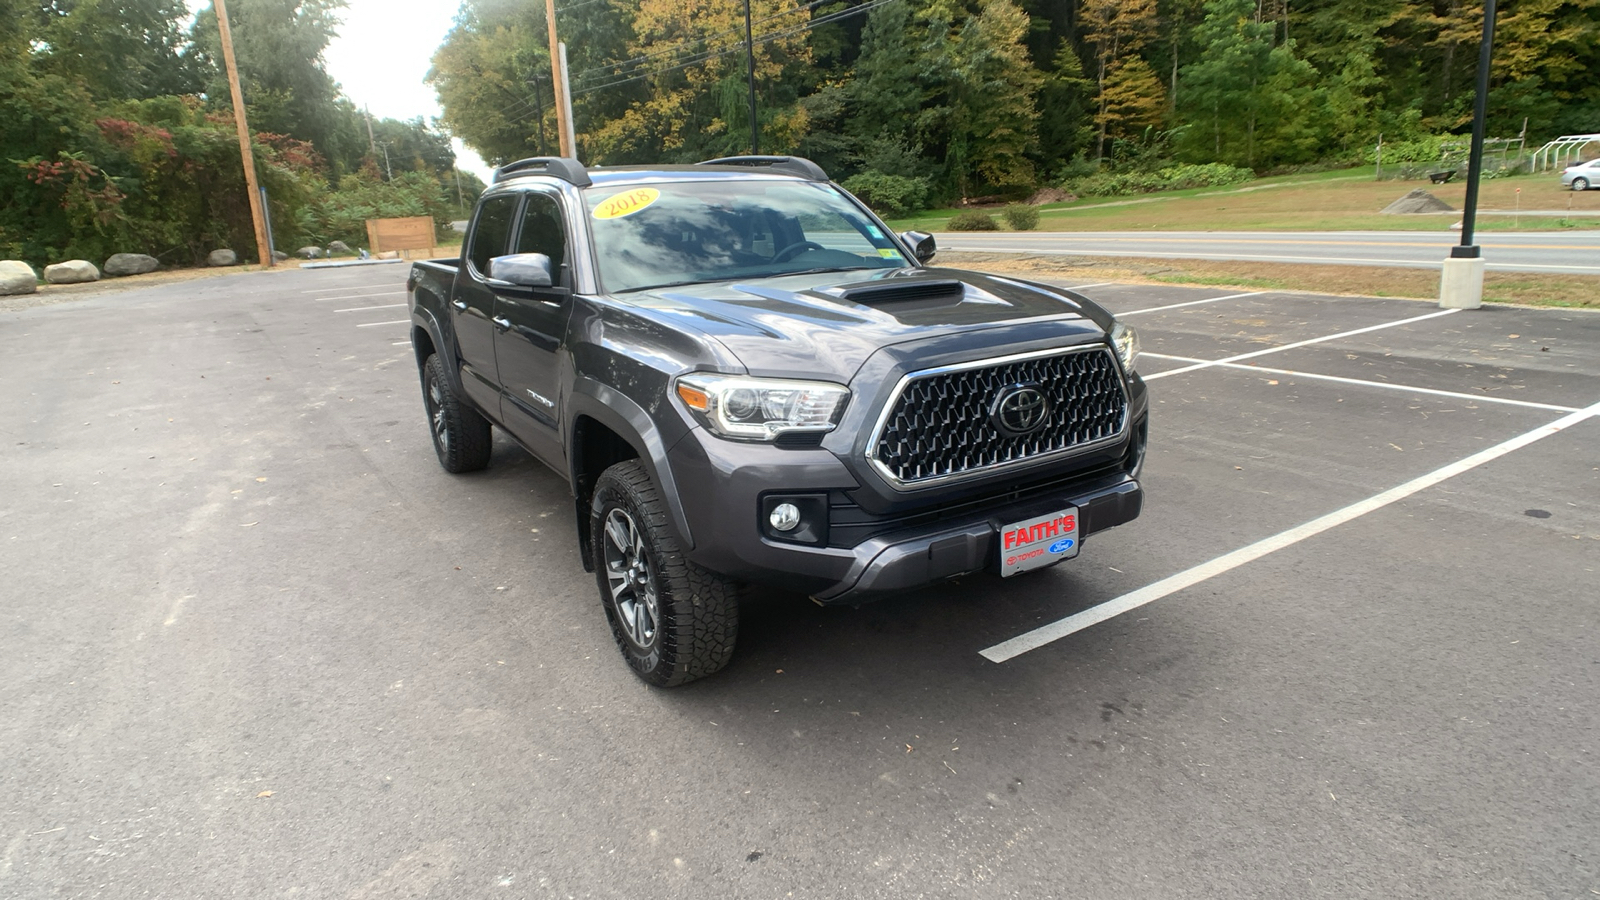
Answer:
[514,193,567,284]
[468,195,520,275]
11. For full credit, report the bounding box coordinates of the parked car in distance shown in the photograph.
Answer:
[1561,158,1600,190]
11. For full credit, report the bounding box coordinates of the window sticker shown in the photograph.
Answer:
[866,225,884,238]
[593,188,661,220]
[878,248,904,260]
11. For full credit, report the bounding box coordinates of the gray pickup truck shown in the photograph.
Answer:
[407,155,1147,686]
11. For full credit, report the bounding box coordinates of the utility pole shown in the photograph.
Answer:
[544,0,573,158]
[743,0,758,155]
[379,142,393,181]
[213,0,273,267]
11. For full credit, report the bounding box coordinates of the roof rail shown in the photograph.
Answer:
[699,155,829,182]
[493,157,591,187]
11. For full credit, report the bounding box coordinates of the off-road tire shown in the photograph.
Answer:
[591,460,739,686]
[422,353,492,473]
[1574,177,1590,191]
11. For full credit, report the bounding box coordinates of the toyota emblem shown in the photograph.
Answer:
[992,384,1050,436]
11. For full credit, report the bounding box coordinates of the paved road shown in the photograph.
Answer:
[937,230,1600,274]
[2,270,1597,898]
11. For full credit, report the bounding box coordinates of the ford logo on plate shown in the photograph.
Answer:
[992,384,1051,437]
[1049,538,1076,553]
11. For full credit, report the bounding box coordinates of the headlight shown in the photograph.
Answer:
[675,374,850,441]
[1110,321,1140,374]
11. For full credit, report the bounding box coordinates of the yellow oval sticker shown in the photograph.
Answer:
[593,188,661,220]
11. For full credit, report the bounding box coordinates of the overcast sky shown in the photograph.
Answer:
[188,1,493,180]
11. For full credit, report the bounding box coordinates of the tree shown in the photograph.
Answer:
[1175,0,1325,168]
[29,0,201,101]
[1079,0,1158,159]
[1095,56,1166,144]
[189,0,363,174]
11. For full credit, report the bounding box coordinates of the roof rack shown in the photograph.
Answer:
[493,157,591,187]
[698,156,829,182]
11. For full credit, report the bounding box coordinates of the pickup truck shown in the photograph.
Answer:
[407,155,1147,686]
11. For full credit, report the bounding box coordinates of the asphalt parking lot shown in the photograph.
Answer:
[2,263,1597,899]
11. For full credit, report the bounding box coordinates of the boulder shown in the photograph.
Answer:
[104,253,160,276]
[297,246,322,259]
[1382,189,1454,215]
[208,249,238,267]
[44,260,100,284]
[328,240,352,254]
[272,250,289,262]
[0,260,38,295]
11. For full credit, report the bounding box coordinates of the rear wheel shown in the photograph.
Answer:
[591,460,739,686]
[421,353,492,473]
[1574,177,1590,191]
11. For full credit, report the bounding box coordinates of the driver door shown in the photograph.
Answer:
[493,191,573,469]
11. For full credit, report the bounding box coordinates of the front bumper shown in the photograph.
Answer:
[665,413,1146,603]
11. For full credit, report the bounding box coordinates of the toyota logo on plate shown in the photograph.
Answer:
[992,384,1050,436]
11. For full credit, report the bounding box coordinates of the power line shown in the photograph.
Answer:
[572,0,899,96]
[569,0,841,88]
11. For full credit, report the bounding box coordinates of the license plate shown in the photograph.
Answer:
[999,507,1080,577]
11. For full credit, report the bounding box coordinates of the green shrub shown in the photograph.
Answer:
[1001,204,1039,230]
[1061,163,1253,198]
[947,210,998,231]
[840,171,931,218]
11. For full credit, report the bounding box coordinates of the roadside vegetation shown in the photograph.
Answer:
[938,252,1600,310]
[890,170,1600,233]
[1,0,484,269]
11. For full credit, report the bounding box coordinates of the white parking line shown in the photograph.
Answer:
[1057,281,1117,291]
[392,341,412,346]
[980,399,1600,663]
[1119,291,1263,317]
[1143,309,1460,381]
[1141,352,1582,413]
[335,304,405,312]
[356,320,409,327]
[301,284,404,293]
[313,291,406,301]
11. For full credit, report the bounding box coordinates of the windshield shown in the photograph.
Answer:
[583,180,910,293]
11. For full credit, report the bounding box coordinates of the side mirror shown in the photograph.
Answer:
[900,231,936,263]
[488,253,554,288]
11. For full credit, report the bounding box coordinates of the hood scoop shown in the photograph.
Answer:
[831,279,966,307]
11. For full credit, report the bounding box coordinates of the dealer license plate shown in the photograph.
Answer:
[999,507,1080,577]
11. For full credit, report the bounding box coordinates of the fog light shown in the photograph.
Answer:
[769,502,801,532]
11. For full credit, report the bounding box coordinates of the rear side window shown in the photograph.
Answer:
[468,194,520,275]
[514,193,568,284]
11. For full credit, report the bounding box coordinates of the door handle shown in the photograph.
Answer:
[451,299,468,311]
[492,316,512,332]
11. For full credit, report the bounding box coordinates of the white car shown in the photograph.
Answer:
[1561,158,1600,191]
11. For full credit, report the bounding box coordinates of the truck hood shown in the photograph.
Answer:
[612,267,1114,381]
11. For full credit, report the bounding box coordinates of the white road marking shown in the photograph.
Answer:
[335,304,405,312]
[1143,309,1460,381]
[1119,291,1263,317]
[1141,352,1582,413]
[980,399,1600,663]
[1056,281,1117,291]
[301,284,405,293]
[356,320,410,327]
[392,340,412,346]
[313,291,406,301]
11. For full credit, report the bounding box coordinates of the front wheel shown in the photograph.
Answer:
[421,353,492,473]
[591,460,739,686]
[1574,177,1590,191]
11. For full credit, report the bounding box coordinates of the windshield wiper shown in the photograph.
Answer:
[776,266,870,277]
[614,278,724,294]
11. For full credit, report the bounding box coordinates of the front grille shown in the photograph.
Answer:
[870,346,1127,487]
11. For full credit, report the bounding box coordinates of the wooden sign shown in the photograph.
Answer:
[365,216,436,254]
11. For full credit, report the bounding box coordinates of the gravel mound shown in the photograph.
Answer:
[1382,189,1455,214]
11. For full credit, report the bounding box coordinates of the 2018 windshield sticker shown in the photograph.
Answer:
[878,248,904,259]
[593,188,661,220]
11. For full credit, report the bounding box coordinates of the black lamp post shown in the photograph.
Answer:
[1453,0,1498,257]
[1440,0,1498,308]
